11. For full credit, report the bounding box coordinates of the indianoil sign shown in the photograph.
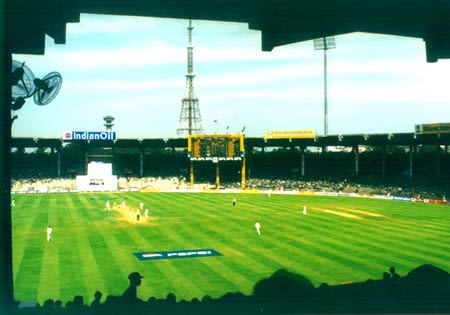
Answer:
[62,131,116,141]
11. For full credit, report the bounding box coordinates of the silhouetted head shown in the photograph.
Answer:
[94,291,102,300]
[42,299,54,311]
[55,300,62,309]
[166,293,176,303]
[73,295,84,308]
[128,272,144,286]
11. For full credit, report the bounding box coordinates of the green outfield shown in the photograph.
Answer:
[11,192,450,304]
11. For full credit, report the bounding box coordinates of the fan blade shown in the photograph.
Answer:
[11,60,36,99]
[11,97,26,111]
[33,72,62,106]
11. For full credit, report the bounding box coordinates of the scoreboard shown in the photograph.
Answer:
[188,134,244,161]
[415,123,450,135]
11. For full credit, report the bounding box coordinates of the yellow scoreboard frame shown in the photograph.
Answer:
[187,134,246,189]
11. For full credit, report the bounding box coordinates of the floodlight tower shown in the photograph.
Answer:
[177,20,203,136]
[314,36,336,136]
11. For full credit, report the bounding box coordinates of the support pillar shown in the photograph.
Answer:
[437,145,441,182]
[300,147,305,177]
[1,42,15,311]
[84,146,88,174]
[241,156,246,189]
[382,146,386,180]
[139,149,144,178]
[245,146,251,178]
[189,160,194,187]
[215,162,220,189]
[353,145,359,177]
[57,149,61,177]
[409,145,414,180]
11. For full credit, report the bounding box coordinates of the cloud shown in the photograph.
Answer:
[67,14,180,36]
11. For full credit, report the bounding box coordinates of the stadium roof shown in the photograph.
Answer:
[5,0,450,62]
[11,133,450,150]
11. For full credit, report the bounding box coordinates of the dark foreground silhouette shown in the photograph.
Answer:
[5,264,450,315]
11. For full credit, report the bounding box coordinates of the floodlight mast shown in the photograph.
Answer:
[314,36,336,136]
[177,20,203,137]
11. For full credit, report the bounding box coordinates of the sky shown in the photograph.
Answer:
[11,14,450,139]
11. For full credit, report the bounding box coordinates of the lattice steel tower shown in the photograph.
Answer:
[177,19,203,136]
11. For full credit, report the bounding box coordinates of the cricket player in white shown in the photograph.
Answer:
[105,200,111,211]
[47,226,53,242]
[11,199,15,207]
[144,208,149,219]
[303,205,307,215]
[255,222,261,235]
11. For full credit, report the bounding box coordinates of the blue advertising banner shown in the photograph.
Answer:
[134,249,222,261]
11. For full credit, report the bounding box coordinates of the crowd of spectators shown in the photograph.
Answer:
[10,174,450,200]
[6,264,450,315]
[11,178,76,193]
[245,176,449,200]
[118,176,188,190]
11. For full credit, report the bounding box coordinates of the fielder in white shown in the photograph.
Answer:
[105,200,111,211]
[303,205,307,215]
[47,226,53,242]
[255,222,261,235]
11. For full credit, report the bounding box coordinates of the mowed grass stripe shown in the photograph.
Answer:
[37,196,61,302]
[151,195,422,282]
[261,219,384,282]
[183,199,372,285]
[12,195,43,281]
[54,195,87,301]
[171,204,292,279]
[301,204,449,254]
[175,212,359,291]
[173,215,268,289]
[79,202,174,300]
[310,207,450,265]
[137,195,282,293]
[162,194,307,276]
[363,220,450,260]
[160,224,240,299]
[228,200,393,276]
[65,195,108,300]
[289,218,419,273]
[75,195,130,297]
[121,226,183,299]
[205,196,442,280]
[300,209,449,268]
[13,196,47,301]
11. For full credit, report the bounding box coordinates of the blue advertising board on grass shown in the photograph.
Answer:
[134,249,222,261]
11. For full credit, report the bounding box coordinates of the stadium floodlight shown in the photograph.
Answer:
[314,36,336,136]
